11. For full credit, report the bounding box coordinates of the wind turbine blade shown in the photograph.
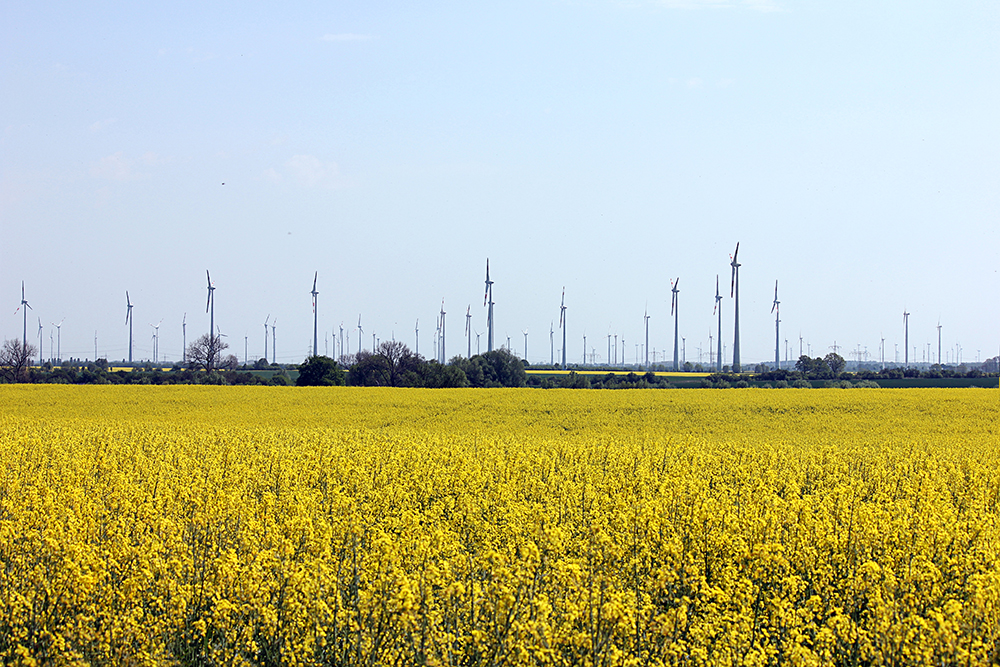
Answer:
[312,271,318,292]
[731,266,735,298]
[733,242,739,262]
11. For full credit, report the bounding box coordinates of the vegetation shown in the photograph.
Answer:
[1,386,998,664]
[1,338,995,389]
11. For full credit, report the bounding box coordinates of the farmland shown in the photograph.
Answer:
[1,386,998,665]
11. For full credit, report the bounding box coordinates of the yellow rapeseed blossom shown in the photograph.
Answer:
[0,385,998,665]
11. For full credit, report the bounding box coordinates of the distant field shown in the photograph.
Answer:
[527,369,712,378]
[2,387,998,665]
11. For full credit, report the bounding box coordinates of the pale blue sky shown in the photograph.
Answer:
[2,0,998,366]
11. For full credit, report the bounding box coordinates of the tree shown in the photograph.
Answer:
[824,352,846,375]
[347,350,389,386]
[297,355,346,386]
[419,361,468,388]
[474,349,526,387]
[375,341,423,386]
[186,334,229,371]
[0,339,37,383]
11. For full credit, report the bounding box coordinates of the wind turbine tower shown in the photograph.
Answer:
[125,292,134,363]
[37,319,43,365]
[465,306,472,358]
[937,321,942,365]
[559,288,567,369]
[52,319,64,362]
[206,270,215,346]
[357,315,364,355]
[671,278,680,371]
[484,259,494,352]
[903,311,910,367]
[644,307,650,369]
[15,282,32,350]
[771,280,780,369]
[439,300,446,363]
[182,313,187,363]
[271,319,277,364]
[263,315,270,362]
[550,322,554,365]
[311,271,319,357]
[730,243,741,372]
[714,275,723,372]
[522,328,528,360]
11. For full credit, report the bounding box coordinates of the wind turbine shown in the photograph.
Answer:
[474,329,481,355]
[522,328,528,360]
[271,319,277,364]
[52,319,64,362]
[340,322,345,360]
[37,318,43,365]
[903,310,910,367]
[559,288,567,369]
[714,275,723,372]
[206,270,215,345]
[465,306,472,358]
[263,315,270,362]
[644,306,650,369]
[550,322,554,365]
[671,278,680,371]
[937,321,942,365]
[14,282,32,350]
[311,271,319,358]
[182,313,187,363]
[484,259,494,352]
[415,319,419,357]
[125,291,134,363]
[357,315,363,354]
[730,243,741,372]
[439,299,446,363]
[150,320,162,363]
[771,280,780,369]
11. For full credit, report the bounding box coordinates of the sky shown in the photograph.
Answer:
[2,0,998,367]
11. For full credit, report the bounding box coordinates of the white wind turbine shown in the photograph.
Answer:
[14,282,31,351]
[771,280,780,369]
[671,278,680,371]
[559,288,567,369]
[125,291,134,363]
[730,243,741,372]
[311,272,319,357]
[52,319,64,362]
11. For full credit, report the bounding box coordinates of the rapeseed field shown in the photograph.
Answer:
[1,385,997,665]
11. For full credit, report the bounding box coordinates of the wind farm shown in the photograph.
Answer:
[3,5,998,663]
[5,251,997,385]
